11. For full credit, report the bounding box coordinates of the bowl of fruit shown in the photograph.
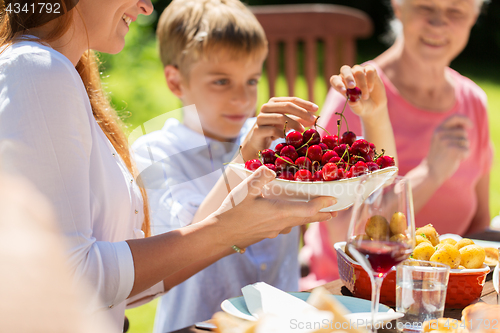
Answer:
[335,224,491,308]
[229,125,398,212]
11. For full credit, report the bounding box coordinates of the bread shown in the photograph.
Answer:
[462,303,500,333]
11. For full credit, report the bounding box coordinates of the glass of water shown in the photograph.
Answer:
[396,260,450,332]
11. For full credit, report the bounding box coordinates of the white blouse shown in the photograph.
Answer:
[0,40,163,329]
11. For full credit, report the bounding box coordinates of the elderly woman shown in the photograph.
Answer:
[301,0,494,289]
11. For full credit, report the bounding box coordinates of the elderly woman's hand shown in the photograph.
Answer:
[212,166,336,248]
[424,115,472,185]
[330,64,387,120]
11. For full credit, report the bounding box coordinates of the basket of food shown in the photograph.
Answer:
[335,224,494,308]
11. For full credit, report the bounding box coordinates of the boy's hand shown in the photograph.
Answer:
[330,64,387,120]
[240,97,318,162]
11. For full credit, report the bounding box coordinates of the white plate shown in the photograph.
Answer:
[439,233,500,250]
[228,164,398,212]
[221,292,401,326]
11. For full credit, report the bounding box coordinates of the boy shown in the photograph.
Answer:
[132,1,320,331]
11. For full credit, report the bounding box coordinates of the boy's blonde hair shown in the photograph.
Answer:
[157,0,267,75]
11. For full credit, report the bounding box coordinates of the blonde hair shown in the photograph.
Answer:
[0,1,151,237]
[157,0,267,76]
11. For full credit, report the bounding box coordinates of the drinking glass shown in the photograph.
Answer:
[347,176,415,332]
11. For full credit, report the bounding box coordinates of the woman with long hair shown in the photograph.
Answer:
[0,0,336,329]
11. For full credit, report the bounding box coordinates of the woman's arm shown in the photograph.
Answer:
[127,166,335,297]
[465,174,490,235]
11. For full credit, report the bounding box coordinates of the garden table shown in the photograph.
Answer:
[168,230,500,333]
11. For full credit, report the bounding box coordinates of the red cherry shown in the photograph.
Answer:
[346,168,354,178]
[361,149,375,162]
[296,145,308,157]
[285,131,303,148]
[261,149,276,164]
[321,150,339,165]
[366,162,379,172]
[341,131,357,146]
[278,170,295,180]
[329,156,346,169]
[334,144,349,161]
[376,155,396,169]
[346,87,362,102]
[275,156,295,172]
[295,156,312,171]
[294,169,313,181]
[307,145,323,162]
[351,139,370,156]
[280,145,299,162]
[321,135,339,150]
[337,168,346,179]
[245,159,262,171]
[303,128,321,146]
[322,163,339,181]
[275,143,286,155]
[264,163,277,172]
[319,143,329,152]
[312,170,323,182]
[369,142,376,150]
[352,161,368,177]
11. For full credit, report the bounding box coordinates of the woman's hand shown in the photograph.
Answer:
[330,64,387,120]
[424,115,472,185]
[212,166,336,248]
[240,97,318,161]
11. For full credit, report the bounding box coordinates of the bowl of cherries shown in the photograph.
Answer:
[229,88,398,212]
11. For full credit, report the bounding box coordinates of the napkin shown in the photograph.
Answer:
[241,282,317,319]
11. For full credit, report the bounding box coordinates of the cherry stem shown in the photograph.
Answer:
[238,145,245,162]
[283,121,288,138]
[274,153,298,169]
[314,116,332,137]
[258,150,263,164]
[337,98,348,138]
[298,135,314,150]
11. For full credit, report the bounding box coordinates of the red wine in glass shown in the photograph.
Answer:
[354,240,412,275]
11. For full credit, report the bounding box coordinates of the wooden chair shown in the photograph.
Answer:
[250,4,373,103]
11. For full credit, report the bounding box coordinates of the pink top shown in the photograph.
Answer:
[300,62,493,290]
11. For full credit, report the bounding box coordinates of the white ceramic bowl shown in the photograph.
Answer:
[228,164,398,212]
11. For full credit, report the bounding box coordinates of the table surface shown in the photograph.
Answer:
[169,230,500,333]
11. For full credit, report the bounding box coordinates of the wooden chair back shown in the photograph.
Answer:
[251,4,373,103]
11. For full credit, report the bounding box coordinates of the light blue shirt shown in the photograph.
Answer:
[132,117,300,332]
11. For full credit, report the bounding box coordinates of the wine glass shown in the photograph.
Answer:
[346,175,415,332]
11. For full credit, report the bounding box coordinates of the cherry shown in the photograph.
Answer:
[319,143,329,152]
[275,143,286,155]
[345,168,354,178]
[312,170,323,181]
[275,156,295,172]
[376,155,396,169]
[346,87,362,102]
[369,142,376,150]
[303,128,321,146]
[294,169,313,181]
[329,156,346,169]
[245,159,262,171]
[295,156,312,171]
[333,144,349,161]
[264,163,277,172]
[362,149,375,162]
[341,131,357,146]
[296,145,308,157]
[261,149,276,164]
[366,162,379,172]
[321,150,339,165]
[352,161,368,177]
[307,145,323,162]
[280,145,298,162]
[285,131,303,148]
[322,163,339,181]
[337,168,346,179]
[351,139,370,156]
[321,135,338,150]
[278,170,295,180]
